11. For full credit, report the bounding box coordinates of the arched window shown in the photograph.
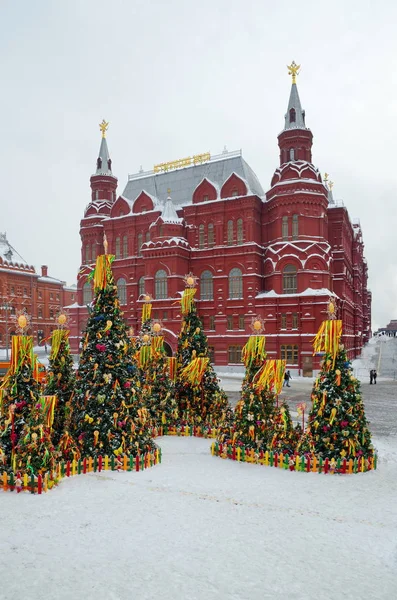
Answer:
[83,281,93,305]
[199,224,205,249]
[123,235,128,257]
[138,276,145,297]
[85,244,90,264]
[155,269,167,299]
[289,108,296,123]
[292,214,299,239]
[91,244,96,261]
[283,265,297,294]
[289,148,295,161]
[117,278,127,305]
[208,222,215,247]
[159,225,164,237]
[227,220,234,245]
[115,237,121,259]
[137,233,143,256]
[146,231,150,242]
[229,268,243,299]
[237,218,243,245]
[200,270,213,300]
[282,216,289,240]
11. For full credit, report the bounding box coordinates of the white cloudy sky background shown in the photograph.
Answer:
[1,0,397,330]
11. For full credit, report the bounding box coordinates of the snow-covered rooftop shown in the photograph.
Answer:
[0,232,29,266]
[123,150,264,206]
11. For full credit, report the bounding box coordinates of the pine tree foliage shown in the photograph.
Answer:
[136,319,177,428]
[0,336,53,474]
[14,397,57,475]
[298,347,374,460]
[71,260,155,458]
[175,299,231,426]
[219,338,297,453]
[44,330,76,446]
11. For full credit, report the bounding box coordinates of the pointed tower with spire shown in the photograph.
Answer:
[90,119,118,203]
[277,62,313,165]
[264,62,331,296]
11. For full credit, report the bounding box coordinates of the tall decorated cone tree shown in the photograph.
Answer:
[72,245,155,459]
[175,273,231,429]
[135,295,177,430]
[219,317,296,454]
[0,312,56,475]
[44,320,76,448]
[298,298,374,466]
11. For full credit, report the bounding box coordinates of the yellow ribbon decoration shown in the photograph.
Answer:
[329,407,337,425]
[92,254,115,290]
[312,320,343,368]
[180,357,209,386]
[181,288,197,315]
[142,303,152,323]
[241,336,266,368]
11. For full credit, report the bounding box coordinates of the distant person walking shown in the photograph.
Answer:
[373,369,377,384]
[283,370,291,388]
[370,369,373,384]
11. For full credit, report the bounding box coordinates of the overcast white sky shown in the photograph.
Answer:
[1,0,397,330]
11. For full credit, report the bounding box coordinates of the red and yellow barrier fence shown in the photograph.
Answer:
[211,441,377,474]
[0,448,161,494]
[149,423,219,439]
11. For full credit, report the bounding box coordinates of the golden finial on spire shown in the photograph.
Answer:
[329,181,334,190]
[324,172,329,183]
[287,61,301,84]
[99,119,109,138]
[167,188,171,196]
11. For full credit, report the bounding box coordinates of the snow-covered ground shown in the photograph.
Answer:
[1,337,397,599]
[1,435,397,600]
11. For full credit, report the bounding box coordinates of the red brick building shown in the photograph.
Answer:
[68,71,371,374]
[0,232,76,354]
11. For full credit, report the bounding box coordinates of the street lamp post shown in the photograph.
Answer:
[0,300,13,361]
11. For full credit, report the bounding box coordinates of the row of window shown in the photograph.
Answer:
[228,344,299,364]
[83,268,244,304]
[84,232,152,263]
[37,307,60,319]
[83,264,298,304]
[282,215,299,240]
[7,288,62,301]
[198,219,244,249]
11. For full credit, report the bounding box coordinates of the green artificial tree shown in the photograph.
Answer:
[298,344,374,462]
[219,323,296,454]
[298,304,374,465]
[44,326,76,447]
[0,333,54,475]
[175,276,231,429]
[134,298,177,430]
[13,394,57,476]
[72,252,156,459]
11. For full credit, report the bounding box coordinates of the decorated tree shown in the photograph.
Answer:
[175,274,231,428]
[71,250,156,459]
[0,332,43,473]
[13,394,57,476]
[298,305,374,463]
[44,323,76,447]
[135,296,177,429]
[218,318,297,455]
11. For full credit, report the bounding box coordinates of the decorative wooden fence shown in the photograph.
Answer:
[211,441,377,474]
[152,424,219,438]
[1,448,161,494]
